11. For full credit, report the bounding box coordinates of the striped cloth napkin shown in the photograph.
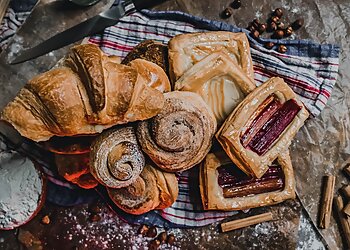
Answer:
[0,0,38,51]
[0,0,340,228]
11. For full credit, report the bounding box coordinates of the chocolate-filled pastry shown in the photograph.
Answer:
[90,127,145,188]
[1,44,165,142]
[217,77,309,178]
[137,91,217,172]
[174,52,256,123]
[107,164,178,215]
[168,31,254,83]
[55,153,98,189]
[200,151,295,211]
[121,40,169,75]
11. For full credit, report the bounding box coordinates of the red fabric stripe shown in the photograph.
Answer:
[111,25,174,39]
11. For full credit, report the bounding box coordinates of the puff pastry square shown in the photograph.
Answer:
[174,52,256,124]
[200,151,296,211]
[216,77,309,178]
[168,31,255,83]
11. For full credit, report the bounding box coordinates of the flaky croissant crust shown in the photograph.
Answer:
[1,44,169,142]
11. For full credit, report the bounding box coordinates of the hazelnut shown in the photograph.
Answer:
[221,7,233,19]
[157,232,167,244]
[251,30,260,39]
[292,18,304,30]
[270,16,280,24]
[137,224,149,236]
[41,215,50,225]
[272,29,284,39]
[89,214,101,222]
[285,26,293,37]
[278,45,288,53]
[230,0,241,9]
[167,234,176,245]
[258,23,267,34]
[146,226,158,238]
[246,23,256,32]
[148,239,161,250]
[277,22,285,30]
[274,8,283,18]
[267,22,277,32]
[264,42,275,49]
[89,204,101,214]
[252,19,260,29]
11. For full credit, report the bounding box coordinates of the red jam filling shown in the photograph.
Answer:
[241,95,301,156]
[217,163,284,198]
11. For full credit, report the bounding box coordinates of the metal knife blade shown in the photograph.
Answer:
[10,0,167,64]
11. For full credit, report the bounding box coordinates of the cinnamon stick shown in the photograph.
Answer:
[344,203,350,217]
[340,185,350,201]
[221,212,273,232]
[318,175,336,229]
[334,195,350,248]
[344,164,350,178]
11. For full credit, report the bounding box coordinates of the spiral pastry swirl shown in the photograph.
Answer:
[107,164,178,215]
[90,127,144,188]
[137,91,217,172]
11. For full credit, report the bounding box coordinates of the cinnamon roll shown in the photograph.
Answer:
[107,164,178,215]
[90,127,145,188]
[137,91,217,172]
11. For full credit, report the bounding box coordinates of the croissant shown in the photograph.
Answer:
[107,164,178,215]
[90,126,145,189]
[1,44,169,142]
[137,91,217,172]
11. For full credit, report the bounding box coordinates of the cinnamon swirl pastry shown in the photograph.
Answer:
[90,127,145,188]
[107,164,178,215]
[137,91,217,172]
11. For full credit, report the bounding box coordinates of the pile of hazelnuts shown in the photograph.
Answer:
[221,2,304,54]
[247,8,304,53]
[137,224,176,250]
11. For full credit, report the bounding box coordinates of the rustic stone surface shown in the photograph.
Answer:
[1,0,349,249]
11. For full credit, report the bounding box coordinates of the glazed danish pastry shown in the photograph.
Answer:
[216,77,309,178]
[200,151,295,211]
[168,31,254,83]
[174,52,256,123]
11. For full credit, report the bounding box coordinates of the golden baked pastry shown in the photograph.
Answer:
[121,40,169,75]
[1,44,166,142]
[217,77,309,178]
[174,52,256,123]
[55,153,98,189]
[200,151,295,211]
[137,91,217,172]
[90,126,145,188]
[107,164,178,215]
[128,59,171,93]
[168,31,254,83]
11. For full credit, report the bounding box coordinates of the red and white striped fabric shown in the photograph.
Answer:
[86,2,340,227]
